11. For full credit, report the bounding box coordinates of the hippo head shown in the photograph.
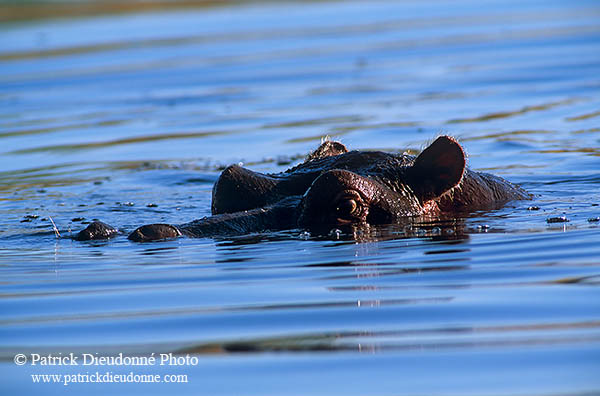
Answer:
[297,136,466,228]
[212,136,466,229]
[82,136,528,242]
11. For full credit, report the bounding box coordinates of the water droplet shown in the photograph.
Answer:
[299,231,311,240]
[329,228,342,239]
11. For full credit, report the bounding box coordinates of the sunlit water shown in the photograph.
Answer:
[1,0,599,394]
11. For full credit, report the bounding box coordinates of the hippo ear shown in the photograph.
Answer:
[408,136,465,201]
[306,140,348,161]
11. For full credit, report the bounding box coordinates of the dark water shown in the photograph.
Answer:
[1,0,600,394]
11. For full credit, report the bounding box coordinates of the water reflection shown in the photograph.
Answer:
[177,319,600,355]
[138,246,180,257]
[298,217,470,243]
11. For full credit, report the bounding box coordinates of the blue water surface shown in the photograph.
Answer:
[1,0,599,394]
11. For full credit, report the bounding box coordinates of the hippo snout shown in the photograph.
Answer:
[128,224,182,242]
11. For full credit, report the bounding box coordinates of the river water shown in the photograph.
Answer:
[1,0,599,394]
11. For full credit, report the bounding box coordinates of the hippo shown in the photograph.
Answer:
[76,136,530,242]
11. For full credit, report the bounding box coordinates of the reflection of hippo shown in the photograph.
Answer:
[77,136,530,242]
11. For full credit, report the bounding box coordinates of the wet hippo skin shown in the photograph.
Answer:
[76,136,530,242]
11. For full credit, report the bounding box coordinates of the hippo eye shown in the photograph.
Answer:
[332,190,366,223]
[336,199,358,217]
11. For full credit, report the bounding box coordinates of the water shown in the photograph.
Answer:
[1,0,600,394]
